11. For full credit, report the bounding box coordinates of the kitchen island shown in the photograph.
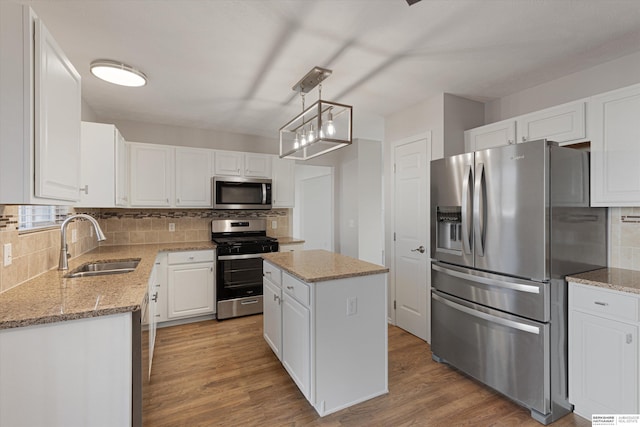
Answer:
[0,242,215,427]
[262,249,389,416]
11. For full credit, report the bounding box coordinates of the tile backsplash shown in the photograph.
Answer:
[0,206,291,293]
[609,207,640,270]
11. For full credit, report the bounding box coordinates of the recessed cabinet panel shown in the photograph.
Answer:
[282,293,311,399]
[465,120,516,152]
[77,122,117,208]
[175,147,212,207]
[167,262,215,319]
[245,153,272,178]
[272,157,295,207]
[214,151,243,176]
[129,143,172,207]
[34,18,81,201]
[517,101,586,144]
[263,277,282,360]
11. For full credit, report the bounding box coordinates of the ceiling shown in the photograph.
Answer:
[22,0,640,139]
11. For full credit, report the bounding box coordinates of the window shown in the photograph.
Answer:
[18,206,69,232]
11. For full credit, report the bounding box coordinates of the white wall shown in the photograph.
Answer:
[485,51,640,123]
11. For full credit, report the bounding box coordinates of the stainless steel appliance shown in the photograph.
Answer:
[212,219,279,319]
[212,177,272,210]
[430,139,607,425]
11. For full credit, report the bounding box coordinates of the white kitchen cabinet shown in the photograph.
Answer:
[147,259,160,379]
[589,83,640,206]
[464,120,516,152]
[214,151,272,178]
[0,313,132,427]
[263,260,387,416]
[154,253,168,323]
[272,157,295,207]
[167,250,215,320]
[569,282,639,419]
[464,100,587,153]
[115,133,129,206]
[129,142,173,207]
[0,3,81,204]
[77,122,128,208]
[175,146,213,207]
[279,242,305,252]
[263,261,283,360]
[517,100,586,144]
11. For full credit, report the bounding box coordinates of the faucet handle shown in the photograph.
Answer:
[66,252,71,259]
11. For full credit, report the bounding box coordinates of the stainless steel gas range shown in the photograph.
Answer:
[211,219,279,320]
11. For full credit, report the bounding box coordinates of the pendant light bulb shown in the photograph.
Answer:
[300,128,307,146]
[293,132,300,150]
[324,111,336,136]
[308,124,316,142]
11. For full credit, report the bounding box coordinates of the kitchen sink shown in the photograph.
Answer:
[64,258,141,278]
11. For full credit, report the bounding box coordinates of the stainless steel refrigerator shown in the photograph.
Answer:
[430,139,607,425]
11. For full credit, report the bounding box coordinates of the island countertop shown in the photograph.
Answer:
[261,249,389,283]
[0,242,216,330]
[567,267,640,295]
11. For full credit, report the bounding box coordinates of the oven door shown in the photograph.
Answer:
[431,290,550,417]
[217,253,264,299]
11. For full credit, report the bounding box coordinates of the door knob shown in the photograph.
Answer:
[411,246,425,254]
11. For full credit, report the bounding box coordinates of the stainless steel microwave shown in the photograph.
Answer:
[212,177,272,210]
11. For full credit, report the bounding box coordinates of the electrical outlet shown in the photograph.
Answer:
[271,220,278,229]
[169,223,175,232]
[71,229,78,243]
[3,243,12,267]
[347,296,357,316]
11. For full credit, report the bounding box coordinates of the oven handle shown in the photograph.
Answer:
[218,253,266,261]
[433,292,541,335]
[432,263,540,294]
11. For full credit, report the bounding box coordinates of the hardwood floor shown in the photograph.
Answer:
[143,315,591,427]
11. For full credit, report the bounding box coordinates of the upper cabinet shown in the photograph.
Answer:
[0,4,81,204]
[77,122,128,208]
[175,147,212,207]
[464,100,587,152]
[214,151,272,178]
[129,142,173,207]
[590,83,640,207]
[272,157,295,208]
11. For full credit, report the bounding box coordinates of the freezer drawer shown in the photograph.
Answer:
[432,262,550,322]
[431,290,550,416]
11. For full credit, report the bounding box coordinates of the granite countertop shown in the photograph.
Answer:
[262,249,388,283]
[567,267,640,295]
[276,236,305,245]
[0,242,216,330]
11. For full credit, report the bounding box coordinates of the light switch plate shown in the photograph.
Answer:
[271,220,278,229]
[169,223,175,232]
[3,243,12,267]
[71,229,78,243]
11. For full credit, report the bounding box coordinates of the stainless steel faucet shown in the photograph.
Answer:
[58,214,106,270]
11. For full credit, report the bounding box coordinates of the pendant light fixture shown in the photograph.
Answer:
[279,67,352,160]
[90,59,147,87]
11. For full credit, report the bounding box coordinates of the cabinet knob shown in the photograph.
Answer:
[287,286,294,290]
[151,292,158,302]
[627,333,633,344]
[80,184,89,194]
[508,139,514,145]
[522,136,528,142]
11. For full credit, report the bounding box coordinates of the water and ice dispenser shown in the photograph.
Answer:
[436,207,462,253]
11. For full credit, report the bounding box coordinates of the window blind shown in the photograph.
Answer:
[18,206,69,232]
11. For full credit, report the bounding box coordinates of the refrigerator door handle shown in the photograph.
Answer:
[461,164,473,255]
[473,162,485,257]
[432,263,541,294]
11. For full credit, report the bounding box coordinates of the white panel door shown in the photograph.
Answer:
[129,143,172,207]
[244,153,272,178]
[282,293,310,399]
[393,135,430,341]
[272,157,295,207]
[263,278,282,360]
[214,151,243,176]
[175,147,212,207]
[115,131,129,206]
[77,122,115,207]
[167,262,215,319]
[517,100,586,144]
[464,120,515,152]
[34,18,81,201]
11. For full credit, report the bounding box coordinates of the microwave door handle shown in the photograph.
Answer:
[461,165,472,255]
[262,183,267,204]
[473,163,485,257]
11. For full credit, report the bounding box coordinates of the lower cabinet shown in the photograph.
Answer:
[262,260,388,416]
[279,242,305,252]
[569,282,639,418]
[166,250,215,320]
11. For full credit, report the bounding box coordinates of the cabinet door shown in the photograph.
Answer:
[115,131,129,207]
[263,278,282,360]
[34,18,81,201]
[148,262,159,379]
[77,122,115,207]
[282,294,310,399]
[517,101,586,144]
[245,153,272,178]
[130,143,173,207]
[175,147,212,207]
[272,157,295,207]
[464,120,516,152]
[569,310,638,418]
[167,262,215,319]
[590,84,640,206]
[214,151,243,176]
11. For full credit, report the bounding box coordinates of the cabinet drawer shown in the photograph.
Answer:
[263,261,282,286]
[570,283,638,322]
[167,250,215,265]
[283,272,310,306]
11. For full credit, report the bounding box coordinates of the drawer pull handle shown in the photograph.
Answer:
[286,286,294,290]
[594,301,609,306]
[627,334,633,344]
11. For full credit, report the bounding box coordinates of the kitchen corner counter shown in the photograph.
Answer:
[262,249,388,283]
[567,267,640,295]
[0,242,216,330]
[276,236,305,245]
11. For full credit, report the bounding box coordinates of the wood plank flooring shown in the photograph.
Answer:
[143,315,591,427]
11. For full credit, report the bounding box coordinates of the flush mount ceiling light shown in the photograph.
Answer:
[90,60,147,87]
[279,66,352,161]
